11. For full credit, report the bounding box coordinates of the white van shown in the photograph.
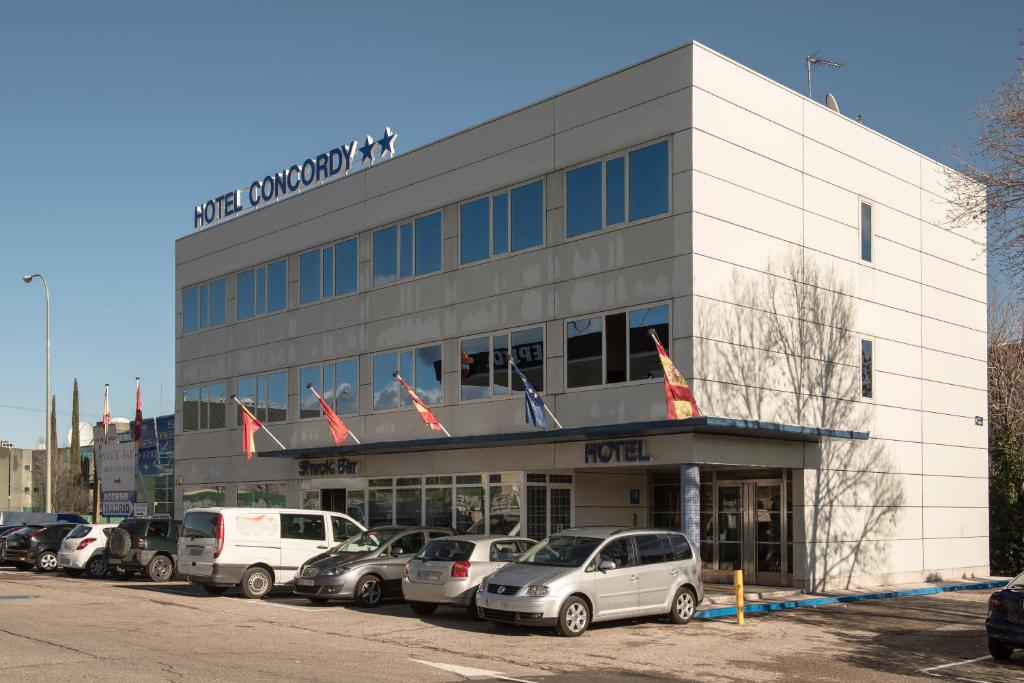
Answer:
[178,507,364,599]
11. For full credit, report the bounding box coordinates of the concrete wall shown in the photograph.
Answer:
[0,448,36,512]
[688,44,988,589]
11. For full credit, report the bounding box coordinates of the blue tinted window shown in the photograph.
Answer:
[322,246,334,299]
[334,359,358,415]
[255,267,266,314]
[511,181,544,252]
[236,270,254,320]
[267,371,287,422]
[566,162,602,237]
[373,352,399,410]
[460,198,490,265]
[399,351,414,406]
[400,223,413,279]
[415,213,442,275]
[334,238,358,295]
[182,286,199,333]
[373,226,397,286]
[299,250,321,304]
[267,259,287,312]
[299,365,321,419]
[209,279,226,327]
[629,141,669,221]
[236,376,256,426]
[492,193,509,255]
[199,284,210,329]
[605,156,625,226]
[415,345,443,406]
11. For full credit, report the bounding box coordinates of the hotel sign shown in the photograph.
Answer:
[298,458,359,478]
[194,127,398,230]
[584,440,650,465]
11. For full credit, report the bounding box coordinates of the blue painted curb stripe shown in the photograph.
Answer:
[694,580,1007,620]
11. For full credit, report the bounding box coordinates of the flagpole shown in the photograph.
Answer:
[230,395,286,450]
[306,385,361,444]
[508,358,563,429]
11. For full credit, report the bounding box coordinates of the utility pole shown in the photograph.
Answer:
[92,437,101,522]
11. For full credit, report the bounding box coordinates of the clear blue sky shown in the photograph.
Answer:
[0,1,1019,448]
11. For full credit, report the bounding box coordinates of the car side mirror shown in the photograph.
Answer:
[598,560,617,572]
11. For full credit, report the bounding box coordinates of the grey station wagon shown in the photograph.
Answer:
[477,527,703,636]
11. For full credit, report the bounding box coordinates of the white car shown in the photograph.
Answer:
[58,523,117,578]
[178,507,366,599]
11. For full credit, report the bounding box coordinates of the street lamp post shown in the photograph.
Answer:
[22,273,52,514]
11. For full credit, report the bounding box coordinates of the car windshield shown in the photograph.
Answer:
[333,529,398,553]
[1008,572,1024,590]
[517,535,602,568]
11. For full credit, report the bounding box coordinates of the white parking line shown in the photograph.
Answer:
[410,658,538,682]
[920,655,993,682]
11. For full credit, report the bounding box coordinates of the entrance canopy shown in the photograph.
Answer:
[258,416,869,460]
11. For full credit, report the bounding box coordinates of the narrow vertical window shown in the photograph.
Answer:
[511,181,544,251]
[605,156,625,226]
[299,250,321,304]
[237,270,255,320]
[399,222,414,279]
[860,201,873,262]
[182,287,199,334]
[209,279,226,327]
[255,267,267,315]
[322,245,334,299]
[267,259,287,312]
[460,198,490,265]
[373,226,398,285]
[566,162,602,237]
[334,238,358,295]
[492,193,509,255]
[414,213,442,275]
[861,339,873,398]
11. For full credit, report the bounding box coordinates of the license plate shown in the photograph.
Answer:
[189,547,204,557]
[419,571,441,580]
[58,557,70,567]
[296,578,314,587]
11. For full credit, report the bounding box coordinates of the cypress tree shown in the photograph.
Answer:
[71,379,80,481]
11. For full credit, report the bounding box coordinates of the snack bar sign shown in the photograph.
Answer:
[194,127,398,230]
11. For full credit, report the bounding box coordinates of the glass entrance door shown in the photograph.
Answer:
[753,483,783,584]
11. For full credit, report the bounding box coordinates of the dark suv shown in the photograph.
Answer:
[105,517,181,582]
[1,523,78,572]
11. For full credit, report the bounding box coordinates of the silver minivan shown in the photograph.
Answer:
[476,527,703,637]
[402,535,536,616]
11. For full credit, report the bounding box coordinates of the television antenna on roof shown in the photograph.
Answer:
[805,52,843,100]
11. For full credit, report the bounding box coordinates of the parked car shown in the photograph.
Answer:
[0,526,29,565]
[178,507,365,599]
[58,523,117,578]
[477,527,704,637]
[105,517,182,582]
[986,572,1024,660]
[402,535,536,617]
[294,526,455,607]
[0,523,78,572]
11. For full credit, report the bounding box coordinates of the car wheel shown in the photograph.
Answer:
[988,636,1014,660]
[201,585,230,596]
[355,575,384,608]
[146,555,174,582]
[555,596,590,637]
[466,594,482,620]
[669,586,697,624]
[36,551,59,573]
[306,597,330,605]
[240,567,272,599]
[85,555,107,578]
[63,568,84,577]
[410,601,438,616]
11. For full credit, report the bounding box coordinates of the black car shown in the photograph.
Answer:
[1,523,78,572]
[294,526,456,607]
[0,526,29,565]
[104,517,182,582]
[987,572,1024,660]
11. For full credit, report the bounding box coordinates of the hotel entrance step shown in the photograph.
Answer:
[702,583,804,605]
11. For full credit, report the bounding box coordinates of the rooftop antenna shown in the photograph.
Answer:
[805,52,843,100]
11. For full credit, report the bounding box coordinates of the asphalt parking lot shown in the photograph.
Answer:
[0,567,1021,682]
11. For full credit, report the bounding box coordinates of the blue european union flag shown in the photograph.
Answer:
[509,359,548,429]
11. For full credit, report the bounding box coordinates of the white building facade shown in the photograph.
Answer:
[175,42,988,590]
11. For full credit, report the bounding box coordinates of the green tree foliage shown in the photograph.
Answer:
[70,379,80,481]
[990,429,1024,575]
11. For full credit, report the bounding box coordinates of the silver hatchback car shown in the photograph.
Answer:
[402,535,536,616]
[477,527,703,636]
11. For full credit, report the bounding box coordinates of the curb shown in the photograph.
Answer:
[694,580,1007,620]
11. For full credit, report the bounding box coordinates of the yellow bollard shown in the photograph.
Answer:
[735,569,744,625]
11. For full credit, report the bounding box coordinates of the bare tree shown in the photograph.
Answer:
[947,54,1024,277]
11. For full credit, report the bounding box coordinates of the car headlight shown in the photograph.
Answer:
[478,582,487,594]
[323,566,349,577]
[523,585,549,597]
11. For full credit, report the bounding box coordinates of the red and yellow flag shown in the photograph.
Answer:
[654,337,701,419]
[394,373,443,431]
[316,394,350,446]
[241,410,263,461]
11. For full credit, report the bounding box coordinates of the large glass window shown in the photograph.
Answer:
[372,345,442,411]
[182,381,226,432]
[460,327,543,401]
[182,278,226,334]
[566,304,670,389]
[346,490,366,526]
[459,181,544,266]
[629,140,669,221]
[237,260,287,319]
[299,365,322,419]
[566,140,669,239]
[369,489,393,527]
[425,487,452,528]
[300,239,359,304]
[396,488,422,526]
[236,372,287,425]
[237,483,287,508]
[334,238,358,295]
[489,484,521,536]
[299,250,320,305]
[455,484,484,533]
[373,211,442,286]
